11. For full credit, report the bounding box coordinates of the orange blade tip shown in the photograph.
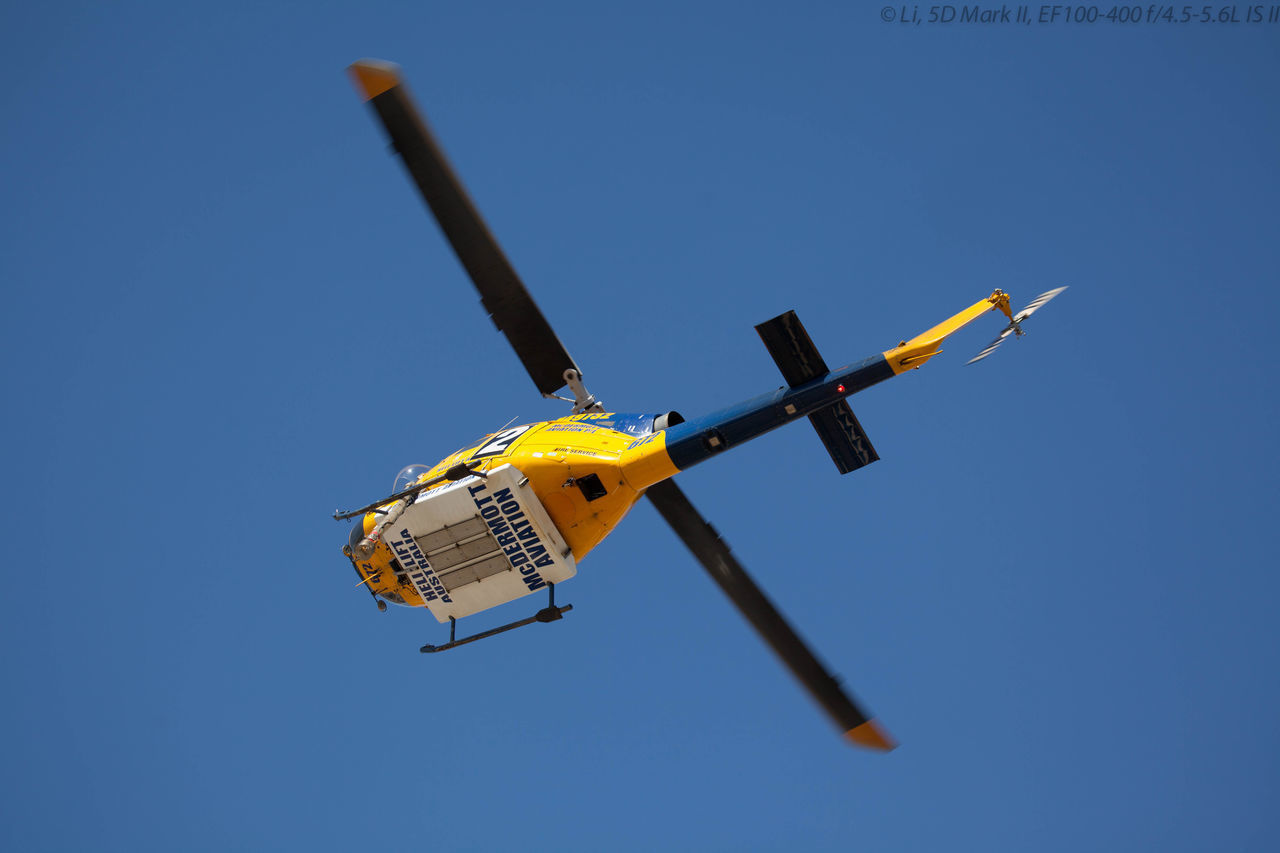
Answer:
[844,719,897,751]
[348,59,401,100]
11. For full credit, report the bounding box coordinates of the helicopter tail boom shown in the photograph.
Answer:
[619,290,1017,490]
[882,289,1013,374]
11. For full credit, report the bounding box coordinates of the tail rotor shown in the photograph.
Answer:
[967,286,1068,364]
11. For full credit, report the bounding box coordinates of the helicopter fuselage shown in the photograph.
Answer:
[342,301,1005,621]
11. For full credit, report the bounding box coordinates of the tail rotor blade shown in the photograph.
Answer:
[967,326,1016,365]
[646,479,895,750]
[1015,285,1069,321]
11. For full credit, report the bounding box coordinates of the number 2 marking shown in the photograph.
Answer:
[472,425,532,459]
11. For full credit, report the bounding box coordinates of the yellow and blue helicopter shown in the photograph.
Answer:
[335,60,1066,751]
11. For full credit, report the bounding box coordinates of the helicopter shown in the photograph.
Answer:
[335,59,1066,751]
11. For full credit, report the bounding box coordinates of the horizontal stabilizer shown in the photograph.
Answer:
[755,309,831,385]
[756,310,880,475]
[809,401,879,474]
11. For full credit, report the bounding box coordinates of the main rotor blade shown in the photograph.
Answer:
[645,479,895,750]
[349,60,581,397]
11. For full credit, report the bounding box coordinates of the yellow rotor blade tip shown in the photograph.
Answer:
[348,59,401,100]
[845,719,897,751]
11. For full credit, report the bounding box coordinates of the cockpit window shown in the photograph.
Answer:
[393,463,433,493]
[582,413,657,437]
[348,521,367,553]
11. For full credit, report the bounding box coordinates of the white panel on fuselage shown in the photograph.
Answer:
[382,464,576,622]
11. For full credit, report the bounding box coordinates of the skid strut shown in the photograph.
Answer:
[420,583,572,653]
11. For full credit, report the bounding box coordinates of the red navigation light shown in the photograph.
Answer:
[836,384,846,393]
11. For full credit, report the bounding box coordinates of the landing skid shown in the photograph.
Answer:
[420,583,572,654]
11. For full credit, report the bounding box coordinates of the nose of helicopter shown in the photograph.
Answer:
[344,514,394,612]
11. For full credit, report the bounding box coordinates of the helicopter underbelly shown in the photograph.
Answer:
[387,464,576,622]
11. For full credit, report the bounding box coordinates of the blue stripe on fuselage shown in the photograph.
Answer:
[664,355,895,472]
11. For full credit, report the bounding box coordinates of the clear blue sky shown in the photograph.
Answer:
[3,2,1277,850]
